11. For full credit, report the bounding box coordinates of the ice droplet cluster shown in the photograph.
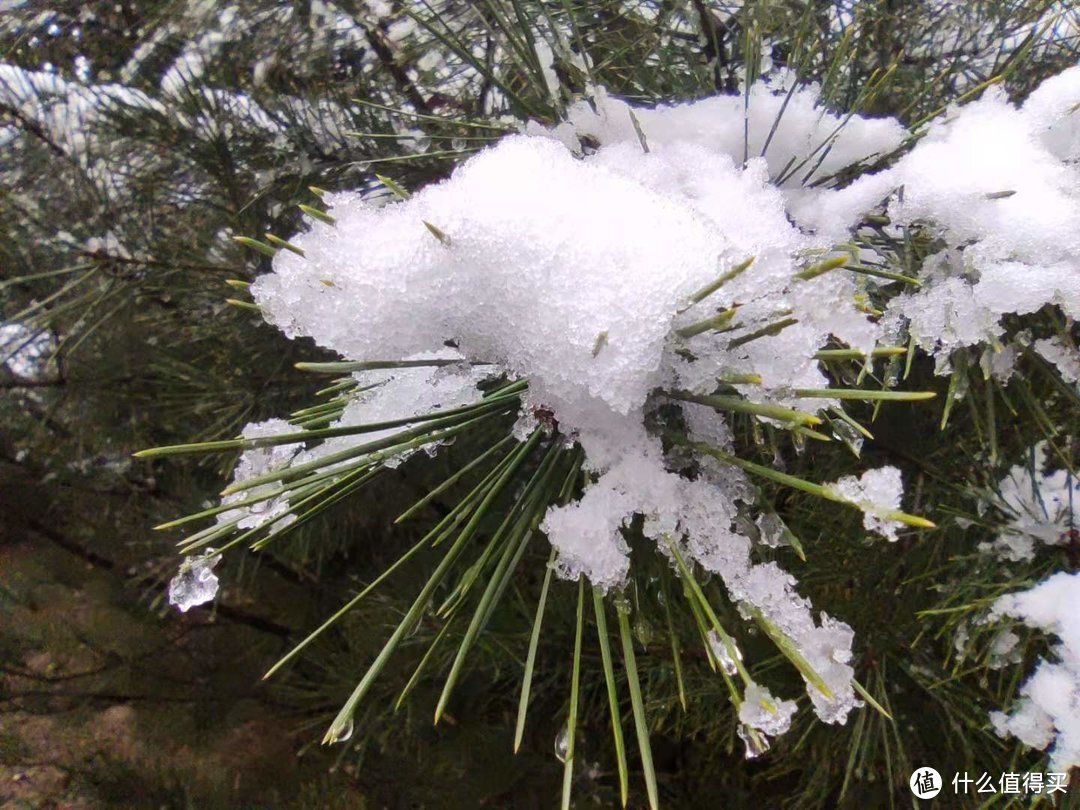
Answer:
[739,682,799,739]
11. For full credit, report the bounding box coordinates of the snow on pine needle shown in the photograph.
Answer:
[950,441,1080,773]
[159,66,1080,762]
[989,571,1080,774]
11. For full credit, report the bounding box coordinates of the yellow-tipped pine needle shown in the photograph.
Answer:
[232,235,276,257]
[852,679,893,720]
[592,330,609,357]
[264,233,305,256]
[682,256,755,310]
[719,372,763,385]
[225,298,260,312]
[677,306,739,338]
[423,220,451,245]
[793,388,936,401]
[795,254,848,281]
[668,390,822,427]
[689,441,935,528]
[375,173,411,200]
[814,346,907,360]
[299,204,335,224]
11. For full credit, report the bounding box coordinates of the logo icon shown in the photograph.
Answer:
[910,767,942,799]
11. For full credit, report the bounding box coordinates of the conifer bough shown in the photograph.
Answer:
[147,41,1080,803]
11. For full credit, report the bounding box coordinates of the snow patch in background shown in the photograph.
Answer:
[991,572,1080,772]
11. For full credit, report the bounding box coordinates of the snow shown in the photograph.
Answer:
[1021,59,1080,163]
[990,572,1080,773]
[0,54,359,209]
[793,66,1080,372]
[255,134,728,467]
[1034,336,1080,385]
[0,62,163,195]
[987,629,1022,670]
[160,6,241,98]
[244,74,951,730]
[0,322,55,380]
[977,444,1078,769]
[565,75,907,186]
[978,442,1078,561]
[216,419,305,533]
[825,466,906,542]
[739,681,798,738]
[540,445,865,724]
[214,363,491,534]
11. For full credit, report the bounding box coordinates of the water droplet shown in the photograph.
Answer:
[329,718,354,744]
[831,419,864,455]
[633,614,655,647]
[791,429,806,455]
[416,135,432,153]
[750,419,765,447]
[406,610,425,638]
[451,137,467,151]
[554,722,570,762]
[737,724,770,759]
[706,630,742,676]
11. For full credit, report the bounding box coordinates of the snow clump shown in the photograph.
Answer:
[978,441,1078,562]
[990,572,1080,773]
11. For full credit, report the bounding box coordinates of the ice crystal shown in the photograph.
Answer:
[167,547,223,612]
[737,724,771,760]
